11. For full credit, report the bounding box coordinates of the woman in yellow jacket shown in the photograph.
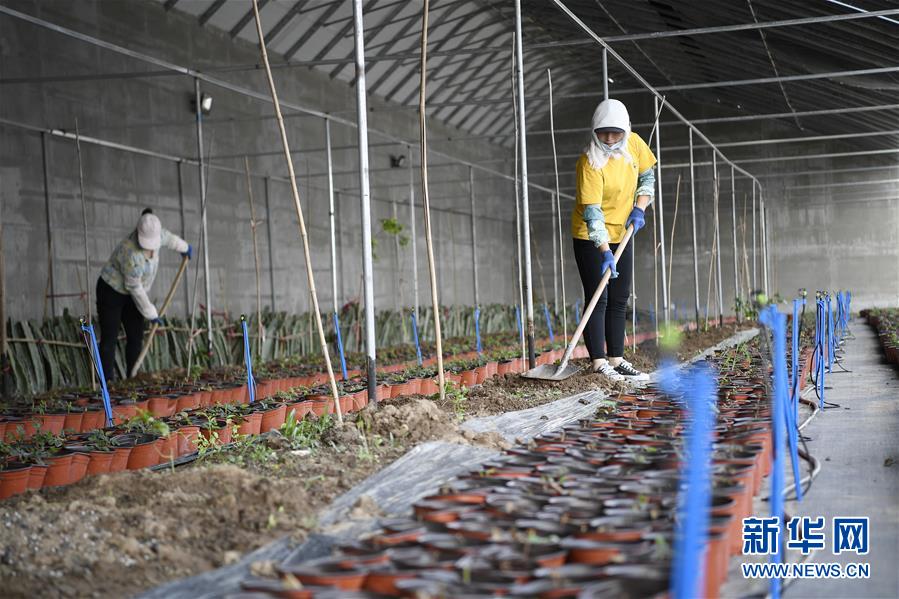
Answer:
[572,99,656,381]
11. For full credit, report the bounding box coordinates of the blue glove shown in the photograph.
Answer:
[182,244,193,260]
[600,250,619,279]
[625,206,645,234]
[151,317,164,326]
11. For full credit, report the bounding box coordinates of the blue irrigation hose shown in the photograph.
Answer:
[410,310,423,366]
[670,363,716,599]
[79,320,114,427]
[542,304,554,342]
[241,315,256,403]
[332,312,348,380]
[474,307,482,355]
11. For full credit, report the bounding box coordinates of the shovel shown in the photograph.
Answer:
[130,255,189,377]
[522,225,635,381]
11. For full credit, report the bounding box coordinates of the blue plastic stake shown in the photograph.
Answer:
[670,364,716,599]
[410,310,423,366]
[474,307,482,355]
[574,300,581,326]
[332,312,348,380]
[542,304,554,342]
[80,320,114,428]
[759,305,788,598]
[240,315,256,403]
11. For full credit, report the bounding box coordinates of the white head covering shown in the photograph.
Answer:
[137,213,162,251]
[584,99,633,170]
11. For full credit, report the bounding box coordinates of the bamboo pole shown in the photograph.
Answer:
[547,69,567,345]
[667,174,681,314]
[244,158,265,357]
[130,256,189,377]
[251,0,342,421]
[73,119,96,390]
[418,0,445,401]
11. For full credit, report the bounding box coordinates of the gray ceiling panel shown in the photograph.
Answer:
[153,0,899,163]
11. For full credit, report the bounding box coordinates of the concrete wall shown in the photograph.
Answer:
[0,0,520,322]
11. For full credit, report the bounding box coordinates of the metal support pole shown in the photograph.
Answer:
[730,164,739,318]
[752,180,757,290]
[761,192,770,296]
[688,128,701,327]
[713,152,724,326]
[603,30,612,103]
[263,176,275,311]
[352,0,377,402]
[514,0,536,368]
[177,161,189,317]
[40,133,56,317]
[469,166,479,307]
[653,97,668,325]
[325,118,339,314]
[408,145,419,316]
[194,77,213,356]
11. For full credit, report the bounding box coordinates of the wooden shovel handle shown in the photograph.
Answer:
[556,225,635,369]
[129,255,189,377]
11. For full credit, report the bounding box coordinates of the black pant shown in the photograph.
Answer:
[573,237,633,360]
[96,278,145,380]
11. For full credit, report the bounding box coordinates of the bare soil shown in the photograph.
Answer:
[0,324,747,598]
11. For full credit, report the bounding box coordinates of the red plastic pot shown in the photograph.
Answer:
[81,409,107,432]
[27,464,47,489]
[497,360,516,375]
[43,453,75,487]
[235,412,262,436]
[474,365,490,385]
[287,401,313,420]
[126,438,160,470]
[109,447,131,472]
[460,370,478,387]
[147,395,176,417]
[69,453,91,484]
[175,393,200,412]
[259,404,288,433]
[63,411,84,434]
[175,426,201,456]
[86,450,114,476]
[306,397,330,418]
[419,378,439,396]
[111,403,137,425]
[156,435,177,462]
[0,463,32,499]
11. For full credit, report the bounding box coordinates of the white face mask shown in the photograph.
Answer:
[598,138,625,153]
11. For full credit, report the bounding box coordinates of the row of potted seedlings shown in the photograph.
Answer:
[861,308,899,367]
[237,339,813,598]
[0,341,576,499]
[0,330,569,443]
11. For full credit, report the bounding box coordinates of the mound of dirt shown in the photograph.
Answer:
[457,366,630,417]
[0,464,315,598]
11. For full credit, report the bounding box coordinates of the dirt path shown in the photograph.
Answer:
[0,324,748,598]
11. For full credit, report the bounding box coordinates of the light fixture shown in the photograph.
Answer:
[390,154,407,168]
[190,92,214,115]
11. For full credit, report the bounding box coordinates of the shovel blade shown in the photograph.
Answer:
[521,363,582,381]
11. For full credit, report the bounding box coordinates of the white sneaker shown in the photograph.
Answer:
[594,361,626,382]
[613,359,649,381]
